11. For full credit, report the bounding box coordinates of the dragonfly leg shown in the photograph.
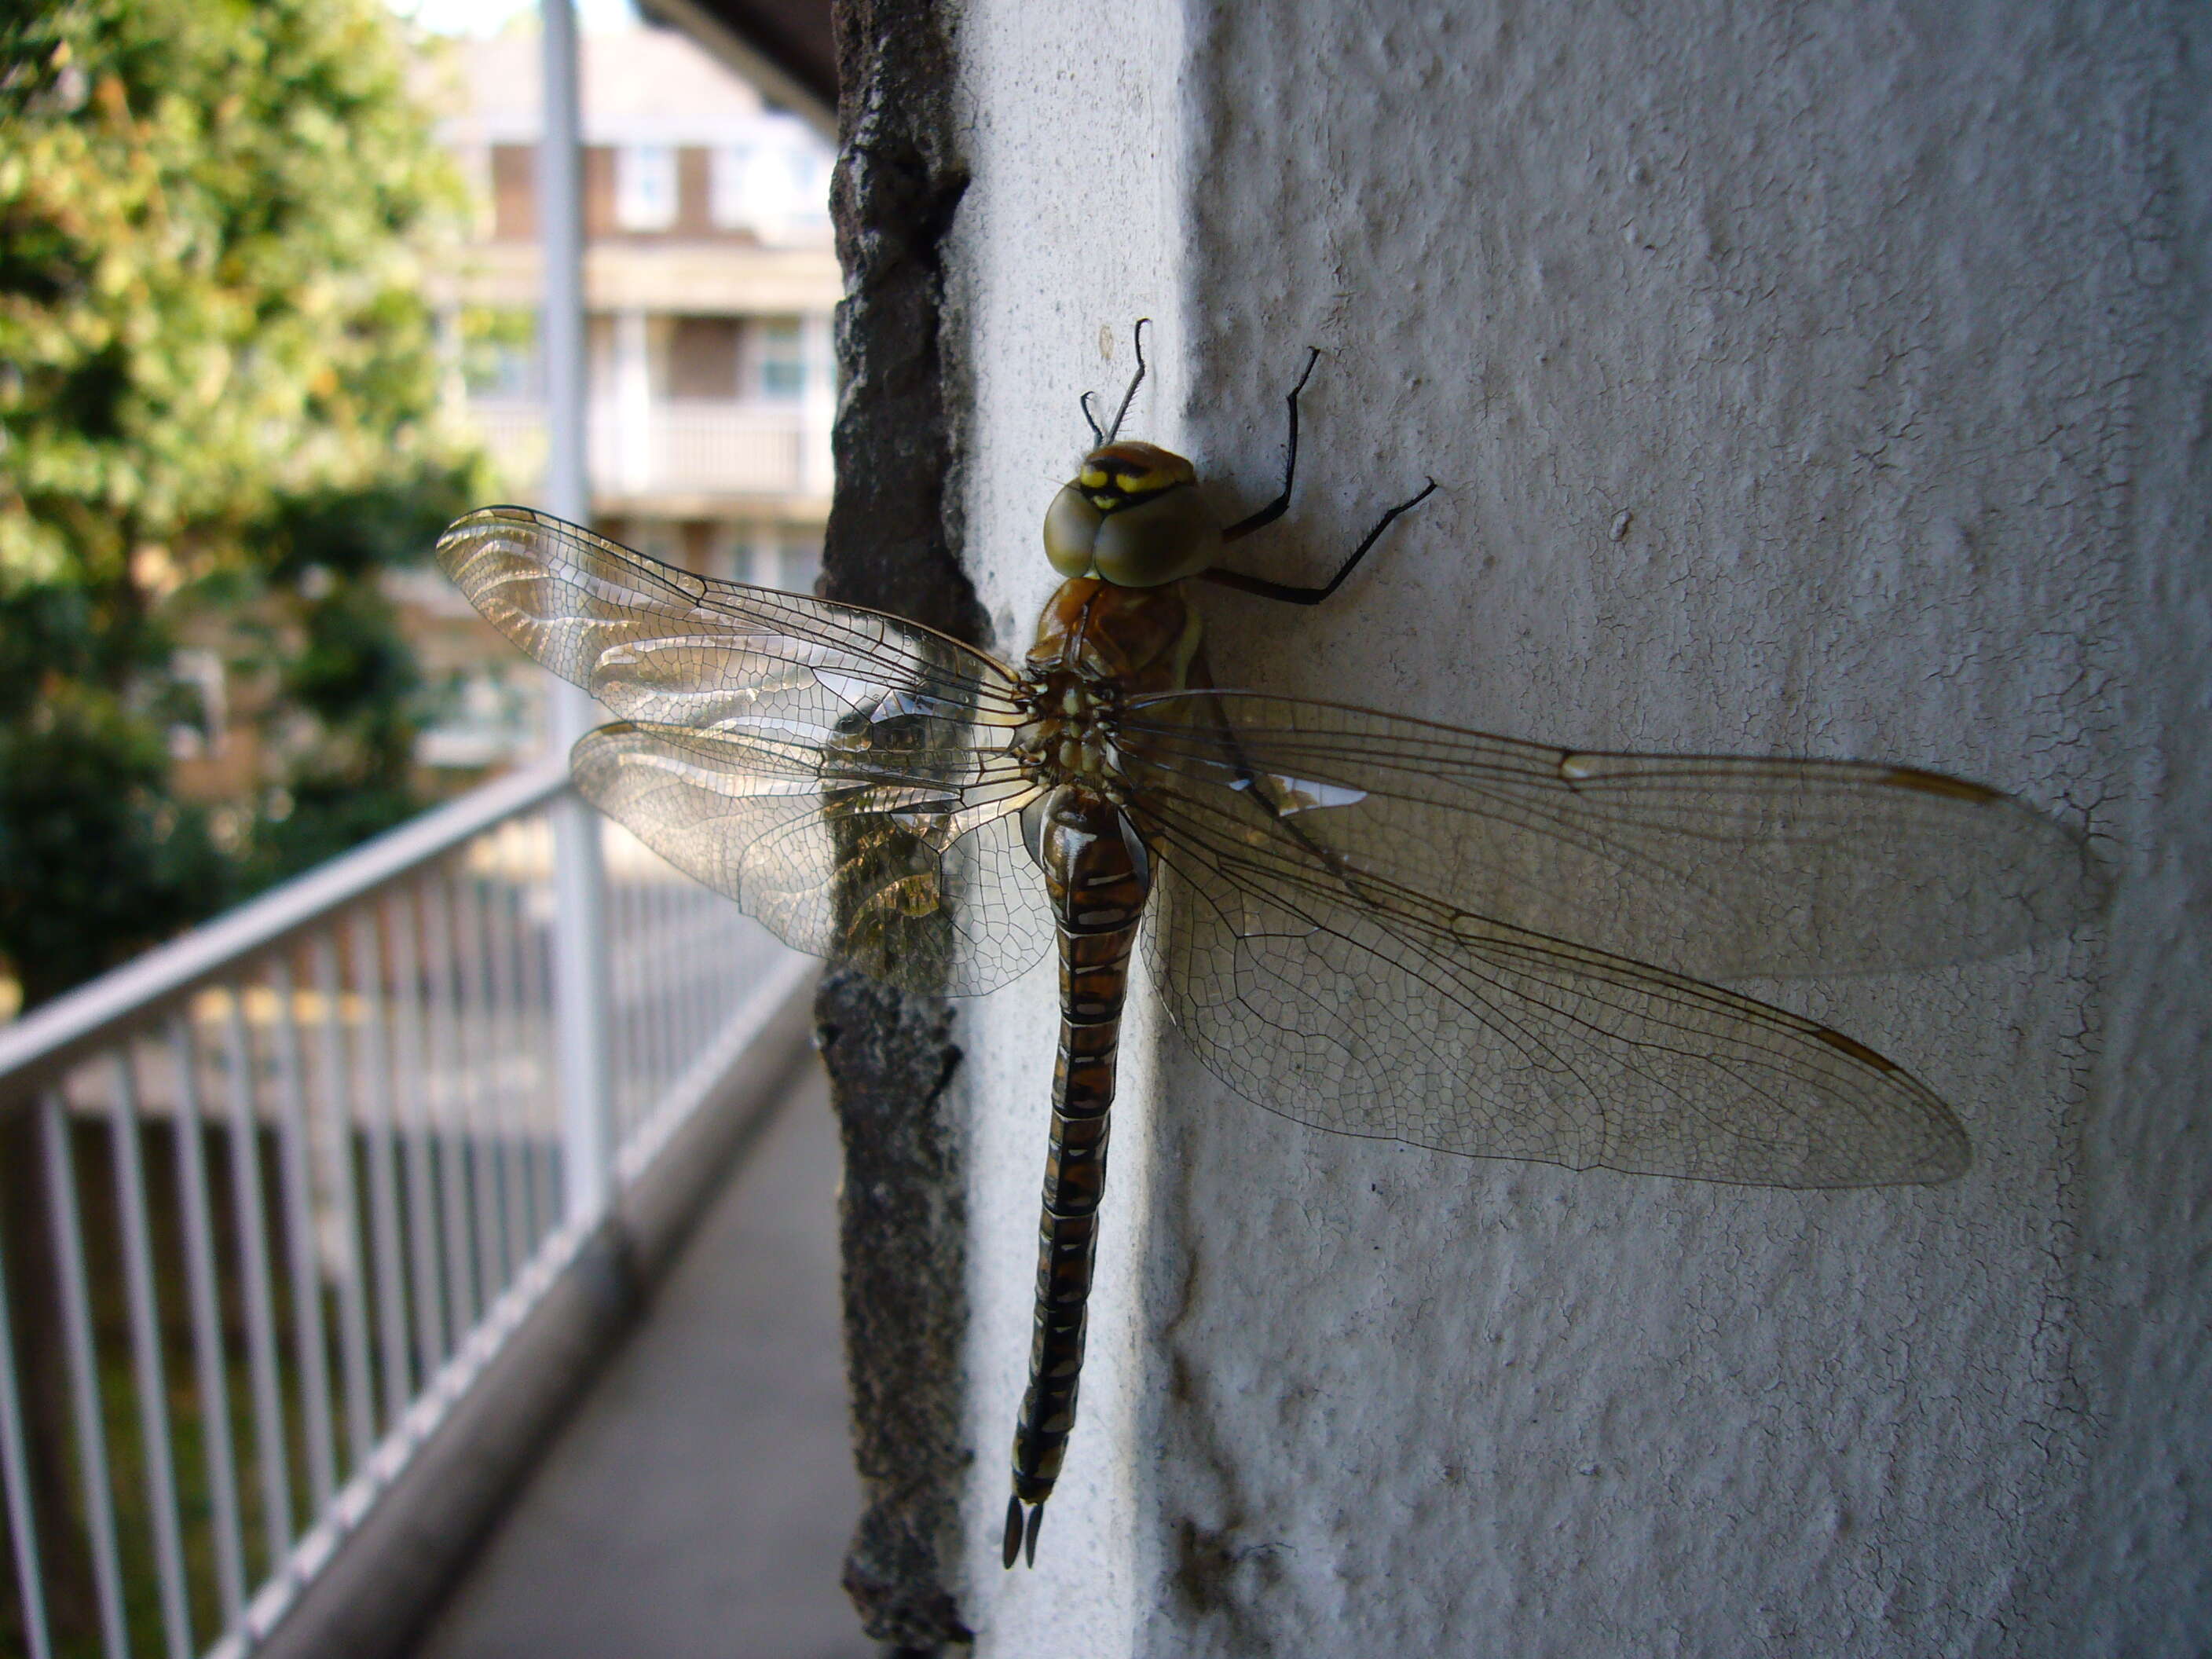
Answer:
[1220,346,1324,543]
[1203,474,1439,606]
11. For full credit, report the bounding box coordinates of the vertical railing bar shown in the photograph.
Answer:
[487,863,533,1273]
[694,888,716,1059]
[479,857,515,1287]
[166,1013,247,1630]
[621,873,648,1155]
[222,989,295,1566]
[687,893,709,1068]
[700,899,723,1059]
[451,865,510,1301]
[350,908,415,1426]
[645,877,672,1126]
[691,884,717,1067]
[687,889,712,1068]
[518,859,558,1252]
[311,932,376,1471]
[0,1214,54,1659]
[267,956,337,1514]
[632,872,654,1143]
[40,1090,129,1659]
[621,870,646,1144]
[386,885,449,1369]
[419,863,479,1334]
[663,881,687,1095]
[599,862,626,1152]
[667,886,690,1086]
[108,1049,195,1659]
[674,888,695,1082]
[500,869,540,1255]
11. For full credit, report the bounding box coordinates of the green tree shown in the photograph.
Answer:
[0,0,486,1009]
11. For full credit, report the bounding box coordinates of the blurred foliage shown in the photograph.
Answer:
[0,0,488,1009]
[460,302,538,397]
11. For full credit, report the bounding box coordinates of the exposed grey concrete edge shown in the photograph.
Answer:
[254,969,821,1659]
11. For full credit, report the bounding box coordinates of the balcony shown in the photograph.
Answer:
[0,767,861,1658]
[466,398,832,508]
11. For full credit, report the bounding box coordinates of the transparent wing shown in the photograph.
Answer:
[1118,692,2105,980]
[1115,691,2104,1186]
[438,506,1053,994]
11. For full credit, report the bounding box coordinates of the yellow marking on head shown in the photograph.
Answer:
[1078,441,1199,507]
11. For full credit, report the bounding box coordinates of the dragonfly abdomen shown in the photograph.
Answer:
[1006,785,1153,1568]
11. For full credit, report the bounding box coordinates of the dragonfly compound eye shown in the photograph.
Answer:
[1043,485,1104,577]
[1091,485,1220,588]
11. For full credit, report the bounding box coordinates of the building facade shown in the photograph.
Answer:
[412,21,837,770]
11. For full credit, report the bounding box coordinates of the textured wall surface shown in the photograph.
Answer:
[941,2,2207,1652]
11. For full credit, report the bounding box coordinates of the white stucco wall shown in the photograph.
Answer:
[945,2,2207,1652]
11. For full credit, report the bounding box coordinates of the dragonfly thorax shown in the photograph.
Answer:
[1044,441,1222,587]
[1011,672,1126,798]
[1012,575,1207,803]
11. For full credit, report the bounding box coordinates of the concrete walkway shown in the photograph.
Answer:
[412,1062,877,1659]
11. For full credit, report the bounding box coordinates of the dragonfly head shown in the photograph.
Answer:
[1044,441,1221,588]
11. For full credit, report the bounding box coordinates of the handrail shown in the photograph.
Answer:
[0,747,800,1659]
[0,757,569,1105]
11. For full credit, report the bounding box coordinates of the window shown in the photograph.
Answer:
[778,531,822,594]
[490,144,537,239]
[665,317,740,400]
[755,319,804,401]
[706,522,755,584]
[711,140,831,233]
[632,520,682,566]
[614,144,678,231]
[787,149,829,214]
[709,145,753,230]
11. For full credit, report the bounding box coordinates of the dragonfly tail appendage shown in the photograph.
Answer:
[1006,786,1151,1567]
[1002,1495,1047,1569]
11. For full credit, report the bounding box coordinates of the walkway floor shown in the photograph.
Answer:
[411,1061,877,1659]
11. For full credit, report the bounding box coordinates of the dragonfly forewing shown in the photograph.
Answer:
[1113,690,2106,1187]
[437,505,1055,996]
[1119,690,2106,980]
[1132,761,1972,1187]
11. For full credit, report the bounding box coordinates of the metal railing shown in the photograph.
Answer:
[0,764,809,1659]
[467,399,825,498]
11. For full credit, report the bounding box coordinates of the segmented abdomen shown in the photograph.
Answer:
[1011,786,1152,1518]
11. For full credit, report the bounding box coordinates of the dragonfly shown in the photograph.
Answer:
[436,325,2104,1572]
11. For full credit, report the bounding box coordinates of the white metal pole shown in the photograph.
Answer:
[542,0,615,1225]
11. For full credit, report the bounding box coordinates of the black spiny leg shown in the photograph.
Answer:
[1203,346,1437,605]
[1219,346,1323,544]
[1202,475,1438,607]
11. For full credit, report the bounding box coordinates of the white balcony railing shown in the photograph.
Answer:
[467,399,830,500]
[0,765,811,1659]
